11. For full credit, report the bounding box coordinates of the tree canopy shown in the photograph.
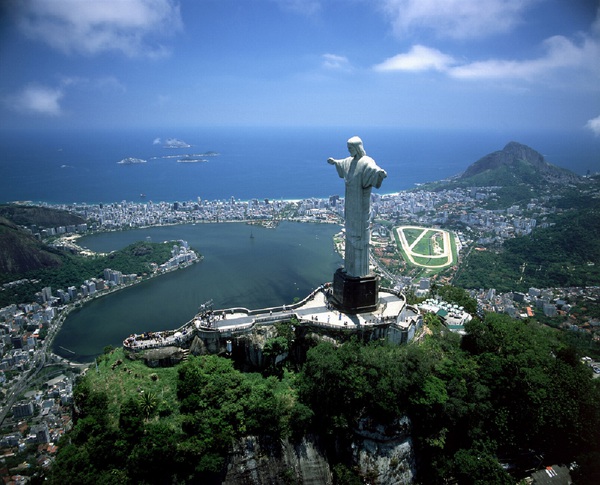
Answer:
[48,312,600,484]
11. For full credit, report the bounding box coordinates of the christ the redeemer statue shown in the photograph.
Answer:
[328,136,387,278]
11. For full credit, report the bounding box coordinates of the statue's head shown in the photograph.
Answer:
[347,136,366,157]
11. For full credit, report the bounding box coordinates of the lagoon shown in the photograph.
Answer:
[52,222,342,362]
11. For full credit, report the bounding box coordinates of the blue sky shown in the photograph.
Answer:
[1,0,599,134]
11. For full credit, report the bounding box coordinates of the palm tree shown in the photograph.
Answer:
[138,390,158,421]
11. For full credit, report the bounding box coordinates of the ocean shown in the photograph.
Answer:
[1,126,598,205]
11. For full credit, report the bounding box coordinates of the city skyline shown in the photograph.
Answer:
[0,0,599,134]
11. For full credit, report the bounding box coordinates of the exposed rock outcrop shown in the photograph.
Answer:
[126,346,186,367]
[353,416,416,484]
[222,418,416,485]
[189,335,209,356]
[223,436,333,484]
[233,326,279,368]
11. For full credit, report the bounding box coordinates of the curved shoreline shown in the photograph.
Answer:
[52,220,337,363]
[49,254,202,365]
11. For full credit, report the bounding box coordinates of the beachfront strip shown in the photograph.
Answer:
[123,285,423,352]
[42,185,543,250]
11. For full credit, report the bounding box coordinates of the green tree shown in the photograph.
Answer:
[138,390,158,421]
[127,422,183,484]
[263,336,289,376]
[176,355,287,478]
[436,285,477,314]
[118,397,143,443]
[452,447,513,485]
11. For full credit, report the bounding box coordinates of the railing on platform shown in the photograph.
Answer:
[124,285,419,352]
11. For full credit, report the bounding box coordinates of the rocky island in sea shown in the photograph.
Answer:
[117,157,147,165]
[163,137,191,148]
[176,158,208,163]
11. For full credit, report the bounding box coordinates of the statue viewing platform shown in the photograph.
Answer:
[122,285,422,354]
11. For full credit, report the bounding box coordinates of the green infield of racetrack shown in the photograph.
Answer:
[394,226,458,276]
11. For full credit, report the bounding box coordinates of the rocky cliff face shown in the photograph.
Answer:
[223,420,416,485]
[223,435,333,484]
[353,416,416,484]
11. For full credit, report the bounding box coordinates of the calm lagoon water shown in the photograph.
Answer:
[52,222,342,362]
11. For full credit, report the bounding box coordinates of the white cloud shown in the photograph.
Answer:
[449,34,597,80]
[8,84,64,116]
[4,75,128,117]
[16,0,182,58]
[586,115,600,136]
[374,2,600,87]
[56,75,126,93]
[322,54,351,70]
[374,29,600,87]
[378,0,538,39]
[374,45,456,72]
[273,0,321,16]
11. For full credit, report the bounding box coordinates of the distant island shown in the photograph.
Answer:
[117,157,147,165]
[149,152,220,163]
[164,138,191,148]
[177,158,208,163]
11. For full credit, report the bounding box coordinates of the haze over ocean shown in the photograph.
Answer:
[1,127,599,205]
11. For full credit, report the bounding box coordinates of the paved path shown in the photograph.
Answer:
[213,290,411,331]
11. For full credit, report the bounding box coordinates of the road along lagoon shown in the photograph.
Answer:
[52,222,342,363]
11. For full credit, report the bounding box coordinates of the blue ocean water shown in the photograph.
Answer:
[0,126,598,204]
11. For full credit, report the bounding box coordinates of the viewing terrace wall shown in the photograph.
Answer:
[123,285,422,361]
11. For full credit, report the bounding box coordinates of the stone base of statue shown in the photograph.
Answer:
[330,268,379,314]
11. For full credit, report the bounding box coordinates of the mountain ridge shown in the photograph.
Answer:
[458,141,581,186]
[0,216,63,276]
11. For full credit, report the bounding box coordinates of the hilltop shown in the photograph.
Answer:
[418,141,582,191]
[0,204,85,228]
[458,141,581,187]
[0,204,87,277]
[0,217,63,276]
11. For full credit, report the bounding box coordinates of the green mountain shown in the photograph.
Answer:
[0,204,85,277]
[458,141,581,187]
[0,204,85,228]
[0,217,63,276]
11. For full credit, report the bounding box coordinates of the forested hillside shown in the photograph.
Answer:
[0,204,85,229]
[48,312,600,484]
[0,217,64,275]
[0,241,176,306]
[454,208,600,291]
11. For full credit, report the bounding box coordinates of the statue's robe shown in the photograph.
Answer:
[333,155,386,277]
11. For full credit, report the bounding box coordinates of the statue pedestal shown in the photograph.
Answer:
[331,268,379,314]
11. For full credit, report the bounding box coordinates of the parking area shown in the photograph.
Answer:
[581,357,600,378]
